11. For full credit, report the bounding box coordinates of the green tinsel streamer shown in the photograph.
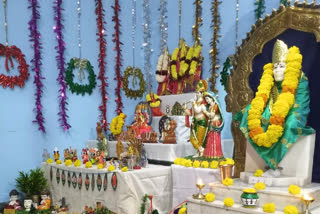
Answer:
[220,57,231,92]
[280,0,288,7]
[254,0,265,23]
[140,194,149,214]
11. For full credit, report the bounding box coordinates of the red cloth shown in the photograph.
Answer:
[203,121,223,159]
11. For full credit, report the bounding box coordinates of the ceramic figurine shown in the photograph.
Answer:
[53,147,60,161]
[42,149,50,162]
[146,91,165,116]
[82,148,89,164]
[116,139,124,160]
[96,122,103,141]
[6,189,22,210]
[163,120,177,144]
[23,198,32,212]
[37,190,51,210]
[64,148,70,162]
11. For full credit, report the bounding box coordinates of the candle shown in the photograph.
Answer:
[197,178,203,186]
[303,194,314,201]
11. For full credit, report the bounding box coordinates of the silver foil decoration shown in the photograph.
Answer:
[159,0,168,53]
[143,0,152,92]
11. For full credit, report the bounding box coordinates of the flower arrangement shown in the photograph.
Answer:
[110,113,126,136]
[174,157,182,165]
[263,203,276,213]
[97,163,104,169]
[205,192,215,202]
[46,158,53,164]
[254,182,266,190]
[74,159,81,167]
[121,166,128,172]
[65,159,72,166]
[201,161,209,168]
[288,185,301,195]
[224,197,234,207]
[56,159,62,164]
[189,45,202,75]
[210,161,219,169]
[193,160,200,168]
[247,46,302,147]
[284,205,298,214]
[184,159,193,168]
[254,169,264,177]
[108,165,115,172]
[222,178,233,186]
[180,46,194,75]
[146,93,161,108]
[220,158,234,166]
[85,161,92,168]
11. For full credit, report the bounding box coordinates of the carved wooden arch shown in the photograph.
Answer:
[226,2,320,177]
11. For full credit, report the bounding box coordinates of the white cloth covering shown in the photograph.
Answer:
[41,163,172,214]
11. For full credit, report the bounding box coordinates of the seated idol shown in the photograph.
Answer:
[235,40,314,177]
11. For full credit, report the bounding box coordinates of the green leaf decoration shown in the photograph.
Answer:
[220,57,231,92]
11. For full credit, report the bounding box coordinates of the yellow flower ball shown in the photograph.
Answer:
[184,159,193,168]
[108,165,116,172]
[210,161,218,169]
[85,161,92,168]
[201,161,209,168]
[222,178,233,186]
[178,207,186,214]
[224,197,234,207]
[243,188,257,194]
[288,185,301,195]
[225,158,235,165]
[121,166,128,172]
[204,193,215,202]
[56,159,62,165]
[174,158,182,165]
[254,182,266,190]
[254,169,264,177]
[284,205,298,214]
[46,158,53,164]
[219,160,226,166]
[65,159,72,166]
[74,159,81,167]
[179,159,186,166]
[263,203,276,213]
[193,160,200,168]
[97,163,104,169]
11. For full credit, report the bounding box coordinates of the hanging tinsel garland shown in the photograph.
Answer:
[192,0,202,44]
[159,0,168,52]
[28,0,45,133]
[210,0,221,93]
[143,0,152,93]
[95,0,108,132]
[254,0,265,23]
[53,0,71,131]
[112,0,123,114]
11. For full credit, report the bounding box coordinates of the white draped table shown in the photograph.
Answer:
[41,163,172,214]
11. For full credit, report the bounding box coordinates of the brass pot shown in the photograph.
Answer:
[220,164,233,181]
[32,195,39,205]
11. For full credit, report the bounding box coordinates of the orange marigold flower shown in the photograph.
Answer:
[270,115,285,126]
[257,94,268,105]
[249,127,264,138]
[282,85,296,94]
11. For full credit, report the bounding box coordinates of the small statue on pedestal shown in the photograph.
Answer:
[37,190,51,210]
[163,120,177,144]
[53,147,60,161]
[5,189,22,210]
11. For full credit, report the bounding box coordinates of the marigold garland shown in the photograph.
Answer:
[210,160,218,169]
[254,182,265,190]
[284,205,298,214]
[108,165,115,172]
[224,197,234,207]
[201,161,209,168]
[247,46,302,148]
[110,113,126,136]
[171,40,188,80]
[123,66,145,99]
[254,169,264,177]
[189,45,202,75]
[205,192,215,202]
[263,203,276,213]
[222,177,233,186]
[193,160,200,168]
[288,184,301,195]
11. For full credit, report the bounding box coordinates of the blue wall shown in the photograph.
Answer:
[0,0,314,202]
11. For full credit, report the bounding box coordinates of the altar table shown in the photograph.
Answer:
[41,163,172,214]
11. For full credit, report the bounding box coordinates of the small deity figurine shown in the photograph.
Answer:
[116,139,124,160]
[53,147,60,161]
[96,122,103,141]
[6,189,22,210]
[42,149,50,162]
[37,190,51,210]
[132,111,152,138]
[71,149,78,162]
[64,148,70,162]
[146,91,165,116]
[23,198,32,212]
[163,120,177,144]
[82,148,89,164]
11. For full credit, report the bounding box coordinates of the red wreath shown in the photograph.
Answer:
[0,44,29,89]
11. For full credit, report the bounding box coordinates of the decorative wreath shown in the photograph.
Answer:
[65,57,96,96]
[0,44,29,89]
[123,66,145,99]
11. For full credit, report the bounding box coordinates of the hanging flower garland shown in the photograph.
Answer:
[247,46,302,148]
[112,0,123,115]
[95,0,108,132]
[65,58,96,96]
[123,67,145,99]
[110,113,126,136]
[53,0,70,131]
[254,0,265,23]
[28,0,45,133]
[192,0,202,44]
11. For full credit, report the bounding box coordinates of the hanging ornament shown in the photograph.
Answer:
[65,0,96,96]
[56,169,60,184]
[112,0,123,115]
[254,0,265,23]
[61,170,66,186]
[112,172,117,191]
[91,174,95,191]
[97,174,102,191]
[143,0,152,94]
[209,0,221,93]
[155,47,170,96]
[72,172,77,189]
[53,0,71,131]
[78,173,82,190]
[103,173,108,191]
[50,166,53,181]
[28,0,45,133]
[85,174,90,191]
[0,0,30,89]
[95,0,108,132]
[159,0,168,53]
[192,0,202,44]
[67,171,71,187]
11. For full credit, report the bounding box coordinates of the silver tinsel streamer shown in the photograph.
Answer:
[77,0,81,59]
[132,0,137,67]
[159,0,168,53]
[143,0,152,93]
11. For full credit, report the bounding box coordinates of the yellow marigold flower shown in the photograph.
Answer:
[219,161,226,166]
[65,159,72,166]
[174,158,182,165]
[204,193,215,202]
[180,158,186,166]
[224,197,234,207]
[284,205,298,214]
[108,165,116,172]
[97,163,104,169]
[46,158,53,164]
[263,203,276,213]
[254,169,264,177]
[248,119,261,130]
[210,161,218,169]
[85,161,92,168]
[184,159,193,168]
[225,158,235,165]
[178,207,186,214]
[263,63,273,70]
[56,159,62,165]
[254,182,266,190]
[193,160,200,168]
[74,159,81,167]
[121,166,128,172]
[201,161,209,168]
[222,178,233,186]
[288,185,301,195]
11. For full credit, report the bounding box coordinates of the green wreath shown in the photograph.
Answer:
[65,57,96,96]
[123,66,145,99]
